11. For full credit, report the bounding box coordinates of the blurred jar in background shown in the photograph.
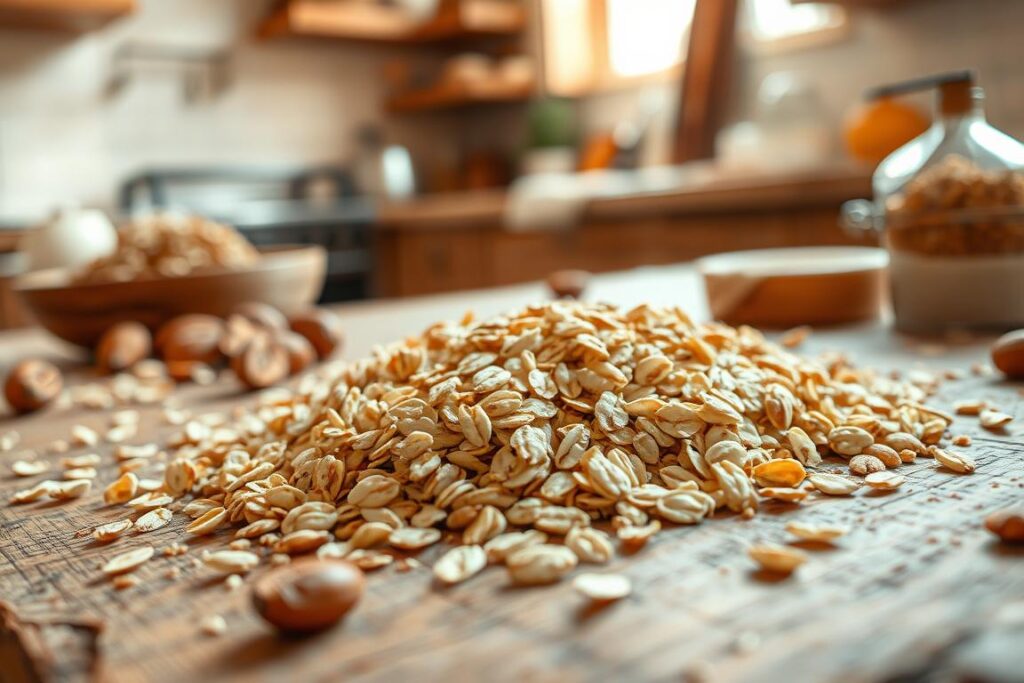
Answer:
[718,72,832,171]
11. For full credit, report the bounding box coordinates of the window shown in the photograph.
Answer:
[742,0,848,53]
[605,0,695,78]
[541,0,695,96]
[541,0,848,97]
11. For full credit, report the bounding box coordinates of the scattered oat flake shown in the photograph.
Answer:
[203,550,260,574]
[979,409,1013,430]
[808,473,860,496]
[865,471,905,490]
[433,546,486,584]
[749,544,807,575]
[112,575,140,591]
[200,615,227,637]
[135,508,173,533]
[0,430,21,451]
[11,460,47,477]
[785,521,847,543]
[933,448,976,474]
[103,545,155,576]
[779,326,811,349]
[573,572,632,601]
[94,519,134,542]
[71,425,99,447]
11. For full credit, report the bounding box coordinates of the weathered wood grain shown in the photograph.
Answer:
[1,266,1022,683]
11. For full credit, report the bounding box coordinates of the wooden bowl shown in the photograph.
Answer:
[15,245,327,347]
[697,247,888,328]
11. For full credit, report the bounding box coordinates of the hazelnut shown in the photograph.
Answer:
[275,330,317,374]
[233,301,288,331]
[252,558,364,633]
[231,333,289,389]
[985,506,1024,543]
[992,329,1024,379]
[546,270,590,300]
[4,359,63,413]
[95,321,152,374]
[290,309,344,359]
[219,314,259,358]
[155,315,225,365]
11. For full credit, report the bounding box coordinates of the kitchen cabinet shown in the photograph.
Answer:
[374,167,875,298]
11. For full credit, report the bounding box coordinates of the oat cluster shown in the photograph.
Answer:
[74,214,260,284]
[886,154,1024,256]
[97,301,962,585]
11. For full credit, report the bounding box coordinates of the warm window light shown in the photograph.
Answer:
[746,0,844,42]
[606,0,695,77]
[541,0,596,96]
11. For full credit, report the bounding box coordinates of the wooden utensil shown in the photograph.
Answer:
[15,245,326,347]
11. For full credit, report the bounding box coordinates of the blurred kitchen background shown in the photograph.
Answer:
[0,0,1022,328]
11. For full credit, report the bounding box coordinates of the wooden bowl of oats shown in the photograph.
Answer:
[697,246,888,328]
[15,245,327,347]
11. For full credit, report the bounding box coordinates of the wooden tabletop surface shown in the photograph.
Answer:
[1,265,1022,683]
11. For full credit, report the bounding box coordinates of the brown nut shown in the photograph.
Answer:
[275,330,317,374]
[233,301,288,331]
[985,506,1024,543]
[95,321,152,374]
[992,329,1024,379]
[4,359,63,413]
[252,558,364,633]
[290,309,343,359]
[546,269,590,300]
[231,333,290,389]
[219,314,259,358]
[155,315,225,365]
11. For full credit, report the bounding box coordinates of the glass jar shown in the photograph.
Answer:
[843,71,1024,333]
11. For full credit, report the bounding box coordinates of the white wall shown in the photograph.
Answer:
[0,0,454,222]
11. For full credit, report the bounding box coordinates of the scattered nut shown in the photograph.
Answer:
[545,269,590,300]
[985,506,1024,543]
[4,359,64,414]
[231,334,290,389]
[155,315,225,365]
[992,329,1024,379]
[95,322,152,374]
[252,558,365,633]
[289,309,344,359]
[275,330,317,374]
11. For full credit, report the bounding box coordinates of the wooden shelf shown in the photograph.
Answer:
[0,0,135,32]
[386,78,532,113]
[257,0,525,44]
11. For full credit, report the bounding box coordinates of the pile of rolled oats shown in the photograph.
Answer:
[74,214,260,284]
[101,303,968,585]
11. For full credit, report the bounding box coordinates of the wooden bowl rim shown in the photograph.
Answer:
[14,244,325,294]
[697,246,889,279]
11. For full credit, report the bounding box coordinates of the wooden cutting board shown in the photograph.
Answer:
[0,266,1022,683]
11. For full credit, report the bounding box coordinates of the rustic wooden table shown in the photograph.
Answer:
[1,265,1022,683]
